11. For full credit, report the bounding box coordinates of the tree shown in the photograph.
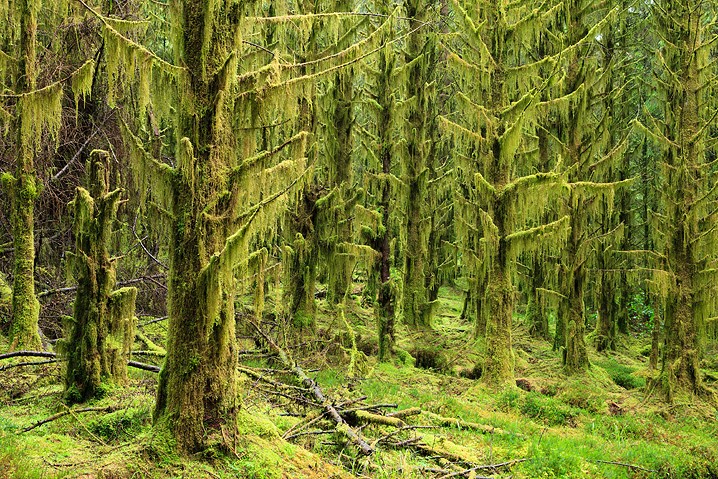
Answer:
[63,150,137,403]
[102,0,310,451]
[1,0,95,351]
[399,0,443,330]
[640,0,718,398]
[445,0,569,385]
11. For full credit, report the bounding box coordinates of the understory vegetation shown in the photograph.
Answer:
[2,286,717,478]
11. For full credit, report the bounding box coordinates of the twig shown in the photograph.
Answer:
[594,460,657,473]
[138,315,168,327]
[282,412,329,439]
[437,459,530,479]
[284,429,334,440]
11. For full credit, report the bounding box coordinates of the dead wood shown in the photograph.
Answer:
[22,405,118,432]
[595,460,657,473]
[437,458,529,478]
[249,320,374,455]
[0,359,57,371]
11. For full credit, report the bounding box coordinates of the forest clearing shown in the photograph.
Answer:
[1,0,717,477]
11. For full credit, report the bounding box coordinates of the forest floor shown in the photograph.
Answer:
[1,285,718,479]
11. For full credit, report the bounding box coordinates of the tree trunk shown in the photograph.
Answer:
[8,0,41,352]
[152,1,241,454]
[483,262,514,386]
[64,151,136,403]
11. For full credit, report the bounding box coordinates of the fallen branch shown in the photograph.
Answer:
[387,407,422,418]
[0,350,57,360]
[352,410,405,428]
[249,320,374,455]
[425,411,517,436]
[127,360,160,373]
[284,429,334,440]
[138,315,169,327]
[1,350,160,373]
[0,359,57,371]
[372,425,437,447]
[595,460,657,473]
[22,405,117,432]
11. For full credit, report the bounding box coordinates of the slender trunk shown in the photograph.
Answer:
[402,0,435,329]
[563,202,589,372]
[527,260,549,339]
[9,0,41,351]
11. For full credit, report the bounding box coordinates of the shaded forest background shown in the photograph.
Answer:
[1,0,718,477]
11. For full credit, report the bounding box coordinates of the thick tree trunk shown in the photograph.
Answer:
[152,1,240,454]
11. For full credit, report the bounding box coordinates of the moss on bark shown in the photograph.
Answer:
[63,151,136,403]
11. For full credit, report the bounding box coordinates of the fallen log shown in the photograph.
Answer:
[249,320,374,455]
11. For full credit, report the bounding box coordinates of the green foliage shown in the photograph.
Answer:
[497,389,579,426]
[595,359,645,390]
[89,406,150,442]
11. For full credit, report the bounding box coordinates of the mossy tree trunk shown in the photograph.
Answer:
[282,0,320,334]
[401,0,437,329]
[106,0,310,453]
[553,1,622,373]
[64,151,136,403]
[323,65,356,305]
[7,0,41,351]
[151,1,242,452]
[645,0,716,399]
[369,5,397,361]
[446,0,569,387]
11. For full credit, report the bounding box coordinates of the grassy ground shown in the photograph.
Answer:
[1,285,717,478]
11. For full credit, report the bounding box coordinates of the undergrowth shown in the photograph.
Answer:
[0,285,716,478]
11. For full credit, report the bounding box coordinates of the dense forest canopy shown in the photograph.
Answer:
[0,0,717,477]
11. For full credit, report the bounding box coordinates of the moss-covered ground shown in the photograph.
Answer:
[1,285,717,478]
